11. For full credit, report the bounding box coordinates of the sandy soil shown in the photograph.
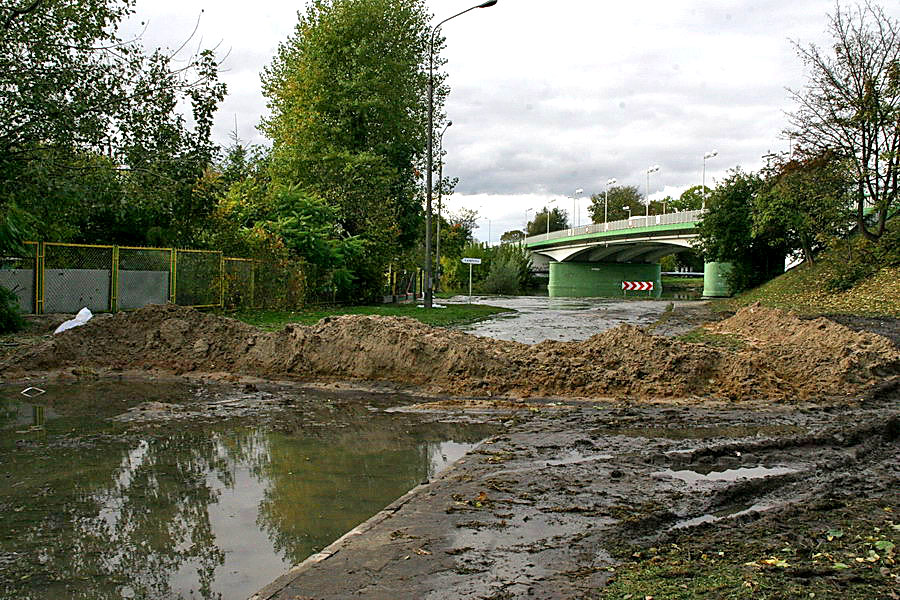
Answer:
[2,303,898,404]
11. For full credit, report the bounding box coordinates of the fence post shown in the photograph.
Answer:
[36,242,45,315]
[219,252,225,309]
[170,249,178,304]
[250,261,256,309]
[110,245,119,313]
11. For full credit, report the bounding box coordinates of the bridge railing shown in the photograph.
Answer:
[525,209,704,245]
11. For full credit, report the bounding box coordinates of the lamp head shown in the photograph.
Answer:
[478,0,498,7]
[575,188,584,195]
[607,178,617,186]
[704,150,718,159]
[447,120,453,127]
[648,165,659,173]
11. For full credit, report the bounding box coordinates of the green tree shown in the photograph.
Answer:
[695,169,787,292]
[261,0,435,300]
[754,151,851,264]
[527,206,568,235]
[588,186,644,223]
[0,0,226,247]
[669,185,708,212]
[787,1,900,241]
[500,230,525,243]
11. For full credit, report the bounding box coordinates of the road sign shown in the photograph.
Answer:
[461,257,482,265]
[622,281,654,291]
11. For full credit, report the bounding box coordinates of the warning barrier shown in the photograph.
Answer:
[622,281,654,292]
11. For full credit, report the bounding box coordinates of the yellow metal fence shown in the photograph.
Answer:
[3,242,270,315]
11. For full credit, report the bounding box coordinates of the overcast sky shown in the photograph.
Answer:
[126,0,899,243]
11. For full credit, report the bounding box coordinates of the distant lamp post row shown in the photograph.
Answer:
[424,0,498,309]
[702,150,717,209]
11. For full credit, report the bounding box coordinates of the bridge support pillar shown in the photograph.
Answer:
[702,261,732,297]
[548,262,661,298]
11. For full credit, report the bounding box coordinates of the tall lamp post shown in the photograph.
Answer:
[702,150,717,209]
[435,120,452,292]
[546,198,557,235]
[645,165,659,218]
[424,0,498,309]
[525,207,533,238]
[604,178,616,227]
[572,188,583,227]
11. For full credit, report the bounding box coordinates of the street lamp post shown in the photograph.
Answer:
[645,165,659,218]
[572,188,583,228]
[525,207,533,238]
[425,0,498,309]
[435,120,452,292]
[702,150,717,209]
[546,198,557,235]
[604,178,616,228]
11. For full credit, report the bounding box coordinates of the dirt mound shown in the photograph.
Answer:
[707,303,900,398]
[2,303,897,402]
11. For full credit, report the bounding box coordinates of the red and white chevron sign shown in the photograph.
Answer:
[622,281,654,291]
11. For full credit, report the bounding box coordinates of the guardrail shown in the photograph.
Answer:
[525,209,704,245]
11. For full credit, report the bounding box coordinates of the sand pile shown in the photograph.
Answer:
[2,303,897,402]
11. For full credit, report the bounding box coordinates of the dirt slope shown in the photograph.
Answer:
[2,303,898,402]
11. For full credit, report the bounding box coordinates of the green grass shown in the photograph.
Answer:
[603,498,898,600]
[227,303,512,331]
[678,328,746,351]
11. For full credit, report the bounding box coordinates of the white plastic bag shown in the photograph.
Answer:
[53,307,93,334]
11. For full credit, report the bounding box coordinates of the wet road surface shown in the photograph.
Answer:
[447,296,700,344]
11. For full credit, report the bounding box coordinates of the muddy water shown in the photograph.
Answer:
[448,296,699,343]
[0,381,496,600]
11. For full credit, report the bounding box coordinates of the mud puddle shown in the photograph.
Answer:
[0,381,500,600]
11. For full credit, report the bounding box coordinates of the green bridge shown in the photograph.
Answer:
[524,210,730,298]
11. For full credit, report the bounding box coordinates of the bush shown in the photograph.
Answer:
[0,286,25,334]
[481,256,520,294]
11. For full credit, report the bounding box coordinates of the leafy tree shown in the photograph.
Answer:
[261,0,435,300]
[527,206,568,235]
[695,169,787,292]
[500,230,525,243]
[0,0,226,247]
[787,1,900,241]
[588,186,644,223]
[754,151,851,264]
[669,186,708,212]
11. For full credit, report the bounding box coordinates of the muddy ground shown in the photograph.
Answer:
[2,302,899,599]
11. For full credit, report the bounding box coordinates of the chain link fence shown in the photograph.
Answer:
[0,241,38,313]
[3,242,323,315]
[118,247,172,310]
[174,249,222,308]
[43,243,114,313]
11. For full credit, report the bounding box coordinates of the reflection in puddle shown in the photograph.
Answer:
[653,465,797,484]
[0,383,493,600]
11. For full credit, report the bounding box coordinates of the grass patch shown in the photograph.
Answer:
[604,498,898,600]
[716,263,900,317]
[678,328,746,351]
[227,303,512,331]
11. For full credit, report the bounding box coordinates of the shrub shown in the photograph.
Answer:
[0,286,25,334]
